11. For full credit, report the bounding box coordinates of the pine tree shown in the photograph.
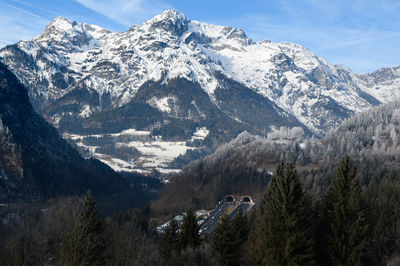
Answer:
[159,218,181,262]
[212,215,241,266]
[231,209,249,244]
[248,163,315,265]
[321,155,368,266]
[68,191,107,266]
[180,209,201,250]
[365,175,400,264]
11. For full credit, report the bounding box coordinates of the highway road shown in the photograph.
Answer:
[156,196,255,237]
[228,203,251,221]
[200,202,231,236]
[199,201,255,237]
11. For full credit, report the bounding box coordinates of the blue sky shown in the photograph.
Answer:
[0,0,399,74]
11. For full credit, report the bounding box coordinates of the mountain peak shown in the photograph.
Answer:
[46,16,75,32]
[144,9,189,36]
[37,16,77,41]
[158,9,187,21]
[34,17,110,49]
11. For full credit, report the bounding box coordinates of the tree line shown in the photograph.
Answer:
[2,155,400,265]
[160,156,400,265]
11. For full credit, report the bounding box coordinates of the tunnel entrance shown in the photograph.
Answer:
[241,196,252,203]
[225,195,235,203]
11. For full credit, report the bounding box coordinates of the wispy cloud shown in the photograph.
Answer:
[9,0,59,17]
[4,2,42,18]
[0,1,49,47]
[73,0,171,27]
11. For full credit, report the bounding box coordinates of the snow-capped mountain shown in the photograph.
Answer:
[0,10,399,174]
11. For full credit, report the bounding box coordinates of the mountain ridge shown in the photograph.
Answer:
[0,9,399,173]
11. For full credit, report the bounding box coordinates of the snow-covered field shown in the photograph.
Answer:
[63,127,209,174]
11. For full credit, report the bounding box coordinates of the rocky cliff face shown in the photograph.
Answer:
[0,10,399,173]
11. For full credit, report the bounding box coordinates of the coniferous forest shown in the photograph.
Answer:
[2,155,400,265]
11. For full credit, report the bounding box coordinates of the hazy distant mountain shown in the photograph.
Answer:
[0,62,127,202]
[1,10,399,173]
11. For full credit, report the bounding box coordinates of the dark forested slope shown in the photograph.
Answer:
[0,62,128,202]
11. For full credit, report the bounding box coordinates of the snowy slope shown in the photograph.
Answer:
[354,66,400,103]
[0,10,399,173]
